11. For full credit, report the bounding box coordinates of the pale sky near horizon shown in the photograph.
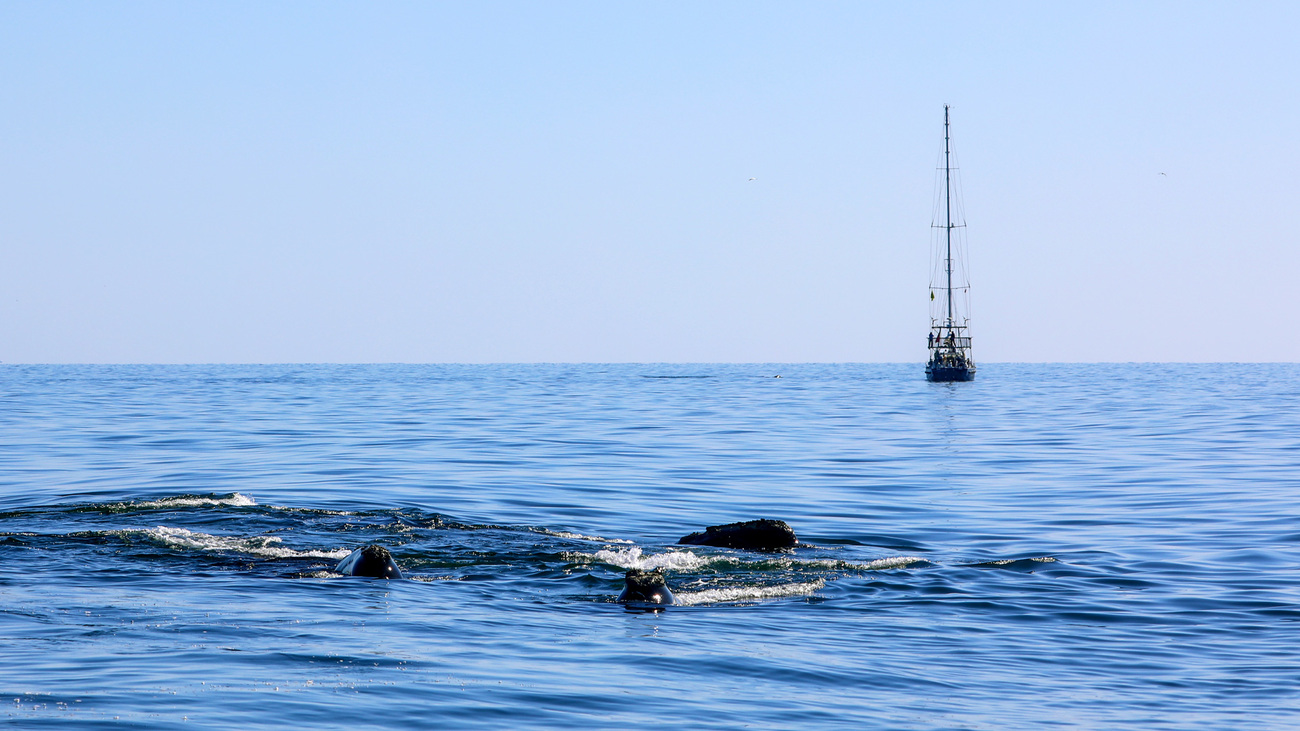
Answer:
[1,2,1296,363]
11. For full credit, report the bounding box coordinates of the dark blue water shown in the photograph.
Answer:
[2,364,1298,729]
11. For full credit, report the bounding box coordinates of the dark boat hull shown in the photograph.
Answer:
[926,363,976,382]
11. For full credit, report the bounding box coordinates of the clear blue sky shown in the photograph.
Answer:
[1,2,1295,363]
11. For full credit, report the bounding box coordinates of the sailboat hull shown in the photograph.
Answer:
[925,363,976,382]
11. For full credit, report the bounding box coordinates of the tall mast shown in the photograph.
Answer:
[925,104,976,382]
[944,104,953,328]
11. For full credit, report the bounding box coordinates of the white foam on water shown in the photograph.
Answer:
[127,526,351,560]
[567,546,710,571]
[674,579,826,606]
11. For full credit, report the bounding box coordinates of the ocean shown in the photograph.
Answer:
[2,363,1298,729]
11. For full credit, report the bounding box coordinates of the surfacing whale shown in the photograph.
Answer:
[678,519,798,551]
[619,568,675,606]
[336,545,403,579]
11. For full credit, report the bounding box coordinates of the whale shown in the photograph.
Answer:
[618,568,675,605]
[336,545,403,579]
[678,519,798,551]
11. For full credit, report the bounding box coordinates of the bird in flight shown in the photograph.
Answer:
[1159,172,1167,176]
[748,177,757,181]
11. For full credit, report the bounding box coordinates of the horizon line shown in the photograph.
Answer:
[1,361,1296,367]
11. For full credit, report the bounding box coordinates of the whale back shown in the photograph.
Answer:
[618,568,675,605]
[336,545,403,580]
[678,519,798,551]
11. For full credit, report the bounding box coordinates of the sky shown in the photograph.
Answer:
[1,1,1296,363]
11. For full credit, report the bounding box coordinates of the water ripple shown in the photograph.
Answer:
[2,363,1299,730]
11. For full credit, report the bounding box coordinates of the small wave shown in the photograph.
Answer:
[859,556,927,570]
[738,555,926,571]
[675,580,825,606]
[125,526,350,560]
[532,528,634,544]
[139,493,257,509]
[93,493,257,512]
[568,546,710,571]
[966,557,1056,567]
[568,546,923,573]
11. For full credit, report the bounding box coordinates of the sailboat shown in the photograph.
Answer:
[926,104,976,382]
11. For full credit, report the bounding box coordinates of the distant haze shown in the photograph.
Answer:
[1,2,1295,363]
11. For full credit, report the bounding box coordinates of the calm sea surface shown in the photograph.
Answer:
[2,363,1298,729]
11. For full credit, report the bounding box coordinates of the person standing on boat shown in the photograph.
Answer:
[928,332,934,349]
